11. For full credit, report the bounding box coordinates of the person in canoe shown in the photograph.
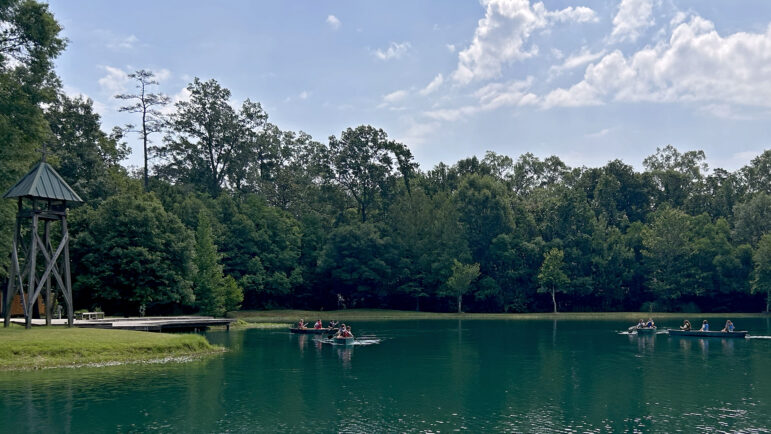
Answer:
[336,325,352,338]
[298,319,307,329]
[628,319,643,332]
[329,320,338,328]
[646,318,655,328]
[680,319,691,331]
[700,320,709,331]
[314,319,323,329]
[335,323,346,337]
[722,320,734,332]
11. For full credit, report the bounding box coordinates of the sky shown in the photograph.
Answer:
[46,0,771,173]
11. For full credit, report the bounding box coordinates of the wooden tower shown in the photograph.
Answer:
[3,151,82,328]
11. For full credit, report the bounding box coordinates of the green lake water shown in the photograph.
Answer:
[2,317,771,432]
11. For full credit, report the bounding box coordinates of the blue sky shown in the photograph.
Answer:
[47,0,771,172]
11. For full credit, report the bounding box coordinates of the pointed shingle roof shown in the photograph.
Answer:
[3,162,83,203]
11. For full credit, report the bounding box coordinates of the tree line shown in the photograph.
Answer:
[1,0,770,317]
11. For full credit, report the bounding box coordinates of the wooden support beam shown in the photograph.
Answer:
[25,214,38,329]
[44,221,53,326]
[63,217,73,327]
[4,229,18,327]
[31,231,67,305]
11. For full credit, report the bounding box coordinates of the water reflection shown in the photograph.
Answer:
[636,333,656,353]
[699,337,710,357]
[296,333,307,353]
[721,338,735,356]
[336,347,353,368]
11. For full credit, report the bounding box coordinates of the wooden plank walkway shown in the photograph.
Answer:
[9,316,235,332]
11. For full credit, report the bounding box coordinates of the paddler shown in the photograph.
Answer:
[314,319,323,329]
[700,320,709,331]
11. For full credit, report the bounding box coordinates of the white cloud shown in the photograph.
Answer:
[611,0,655,43]
[543,16,771,113]
[586,128,611,138]
[326,15,341,30]
[284,90,311,103]
[446,44,456,53]
[424,78,537,121]
[474,77,539,110]
[111,34,138,50]
[383,89,409,103]
[424,105,480,122]
[373,41,411,61]
[398,121,441,146]
[452,0,597,84]
[99,31,139,51]
[154,68,172,82]
[548,47,606,76]
[161,87,192,115]
[98,66,130,95]
[420,74,444,96]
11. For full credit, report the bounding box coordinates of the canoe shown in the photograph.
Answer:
[667,329,747,338]
[635,326,657,335]
[289,327,337,334]
[334,336,355,346]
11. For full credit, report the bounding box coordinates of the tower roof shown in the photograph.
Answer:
[3,161,83,203]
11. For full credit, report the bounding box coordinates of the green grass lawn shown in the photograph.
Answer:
[231,308,770,323]
[0,325,223,371]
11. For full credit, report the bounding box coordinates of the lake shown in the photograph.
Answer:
[2,317,771,432]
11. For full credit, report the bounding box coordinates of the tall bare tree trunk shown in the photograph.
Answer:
[457,293,462,314]
[551,287,557,313]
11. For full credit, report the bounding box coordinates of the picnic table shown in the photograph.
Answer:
[78,312,105,320]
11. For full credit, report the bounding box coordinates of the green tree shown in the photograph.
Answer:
[325,125,417,222]
[443,260,480,313]
[590,218,634,310]
[752,234,771,312]
[71,193,195,315]
[387,188,470,310]
[318,222,394,308]
[538,248,569,313]
[194,210,242,316]
[456,175,515,266]
[643,145,707,209]
[218,195,302,309]
[641,207,701,307]
[0,0,65,280]
[739,150,771,196]
[45,93,129,201]
[733,193,771,246]
[157,78,268,196]
[115,69,170,191]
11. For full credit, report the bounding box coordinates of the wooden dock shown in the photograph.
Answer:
[10,316,235,332]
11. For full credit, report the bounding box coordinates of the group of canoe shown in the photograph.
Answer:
[630,318,747,338]
[290,319,355,345]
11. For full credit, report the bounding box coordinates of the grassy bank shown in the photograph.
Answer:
[231,309,770,323]
[0,326,223,371]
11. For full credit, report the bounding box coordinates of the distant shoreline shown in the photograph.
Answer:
[231,309,771,322]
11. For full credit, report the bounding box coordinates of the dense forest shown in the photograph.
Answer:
[2,1,771,317]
